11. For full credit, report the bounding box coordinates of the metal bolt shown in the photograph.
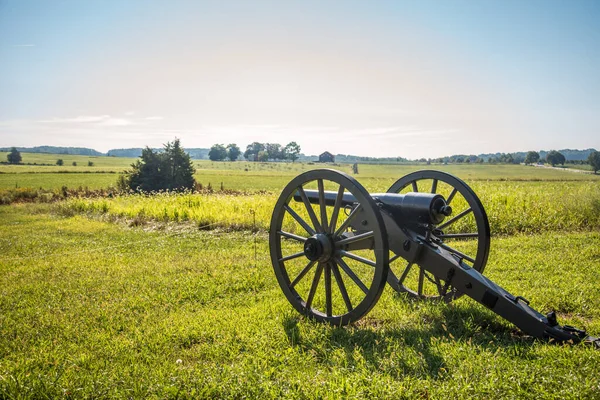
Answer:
[361,220,368,226]
[465,282,472,289]
[403,240,411,251]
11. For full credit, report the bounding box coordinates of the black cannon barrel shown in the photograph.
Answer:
[292,190,356,207]
[294,190,452,225]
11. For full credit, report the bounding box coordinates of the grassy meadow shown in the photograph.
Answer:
[1,152,599,191]
[1,153,600,398]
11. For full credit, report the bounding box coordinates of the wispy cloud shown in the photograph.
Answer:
[37,114,165,128]
[39,115,133,127]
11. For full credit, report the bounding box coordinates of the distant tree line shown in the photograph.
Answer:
[428,150,573,166]
[0,146,103,156]
[3,143,598,173]
[208,142,301,162]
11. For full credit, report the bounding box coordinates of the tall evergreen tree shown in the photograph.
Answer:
[120,139,195,192]
[163,139,196,190]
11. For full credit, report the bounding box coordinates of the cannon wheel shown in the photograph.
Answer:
[386,170,490,302]
[270,169,389,326]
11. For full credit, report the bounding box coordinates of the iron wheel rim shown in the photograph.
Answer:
[270,169,389,326]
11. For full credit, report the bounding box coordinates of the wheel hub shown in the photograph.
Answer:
[304,234,334,262]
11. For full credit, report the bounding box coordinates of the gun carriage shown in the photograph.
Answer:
[269,169,598,346]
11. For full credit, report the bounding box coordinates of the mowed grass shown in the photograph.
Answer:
[1,205,599,398]
[0,172,121,190]
[0,152,136,172]
[1,152,599,191]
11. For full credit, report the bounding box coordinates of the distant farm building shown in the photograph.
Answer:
[319,151,335,163]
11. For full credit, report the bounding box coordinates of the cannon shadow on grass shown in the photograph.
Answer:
[282,300,536,379]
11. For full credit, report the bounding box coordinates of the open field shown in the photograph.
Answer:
[1,205,599,398]
[1,152,599,191]
[1,158,600,398]
[0,152,136,172]
[0,172,120,191]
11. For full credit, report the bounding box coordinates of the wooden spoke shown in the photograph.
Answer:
[434,276,445,296]
[330,261,353,312]
[284,205,316,236]
[334,205,362,237]
[398,262,413,285]
[297,186,323,233]
[411,181,418,192]
[390,253,403,263]
[278,230,308,242]
[438,233,479,239]
[305,262,324,310]
[446,187,458,205]
[329,185,346,234]
[324,263,332,317]
[335,257,369,294]
[279,251,305,263]
[290,260,316,288]
[317,179,329,233]
[431,178,438,194]
[339,250,376,267]
[418,267,425,296]
[437,207,472,230]
[335,231,374,247]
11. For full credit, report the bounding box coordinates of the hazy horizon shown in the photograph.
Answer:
[1,1,599,159]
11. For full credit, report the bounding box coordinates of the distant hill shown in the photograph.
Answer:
[0,146,104,156]
[477,148,596,162]
[107,148,211,159]
[297,153,409,163]
[2,145,596,163]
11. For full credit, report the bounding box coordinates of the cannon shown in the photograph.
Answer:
[269,169,599,346]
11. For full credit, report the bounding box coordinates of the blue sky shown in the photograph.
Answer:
[0,0,598,158]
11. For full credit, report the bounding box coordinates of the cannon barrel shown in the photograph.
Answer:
[294,190,452,225]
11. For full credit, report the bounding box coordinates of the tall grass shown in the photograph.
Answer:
[56,181,600,235]
[57,191,277,231]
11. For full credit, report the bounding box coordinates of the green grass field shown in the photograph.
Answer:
[1,152,599,192]
[1,155,600,398]
[1,205,599,398]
